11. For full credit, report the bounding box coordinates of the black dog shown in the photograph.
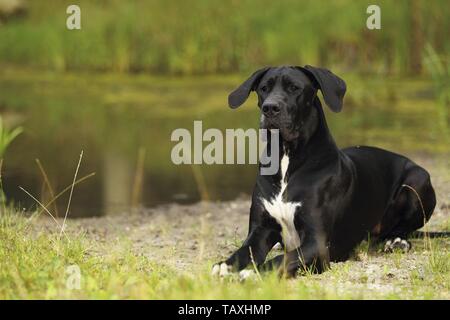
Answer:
[212,65,436,278]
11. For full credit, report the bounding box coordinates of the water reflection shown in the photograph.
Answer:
[0,75,446,217]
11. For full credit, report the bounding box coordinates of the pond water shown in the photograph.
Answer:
[0,71,447,217]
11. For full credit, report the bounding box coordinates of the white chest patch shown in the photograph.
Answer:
[262,153,302,251]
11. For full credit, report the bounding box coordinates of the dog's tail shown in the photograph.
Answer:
[410,231,450,239]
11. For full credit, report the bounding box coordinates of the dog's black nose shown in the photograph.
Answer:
[262,103,280,118]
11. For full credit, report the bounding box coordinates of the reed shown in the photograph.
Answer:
[0,0,448,75]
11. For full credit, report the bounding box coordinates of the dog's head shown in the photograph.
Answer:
[228,65,346,141]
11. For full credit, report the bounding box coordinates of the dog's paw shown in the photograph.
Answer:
[239,269,257,281]
[384,237,411,253]
[211,262,232,277]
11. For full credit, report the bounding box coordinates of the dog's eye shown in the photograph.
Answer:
[289,84,299,92]
[260,86,268,93]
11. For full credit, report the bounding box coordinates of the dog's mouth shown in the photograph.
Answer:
[261,115,282,129]
[263,121,278,130]
[261,118,299,141]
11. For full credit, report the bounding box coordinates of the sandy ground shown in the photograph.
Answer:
[33,154,449,277]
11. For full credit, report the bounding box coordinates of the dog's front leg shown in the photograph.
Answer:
[261,236,329,278]
[212,226,278,277]
[282,243,329,277]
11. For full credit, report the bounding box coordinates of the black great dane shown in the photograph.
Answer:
[212,65,436,278]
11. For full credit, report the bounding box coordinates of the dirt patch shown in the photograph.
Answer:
[34,154,449,275]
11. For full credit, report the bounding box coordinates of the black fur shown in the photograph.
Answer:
[215,65,436,277]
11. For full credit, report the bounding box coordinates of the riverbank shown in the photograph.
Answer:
[0,155,448,299]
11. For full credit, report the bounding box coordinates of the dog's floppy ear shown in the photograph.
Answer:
[228,67,270,108]
[298,65,346,112]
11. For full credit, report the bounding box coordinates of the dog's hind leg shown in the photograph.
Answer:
[377,164,436,253]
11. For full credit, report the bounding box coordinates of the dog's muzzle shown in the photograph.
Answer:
[262,102,281,118]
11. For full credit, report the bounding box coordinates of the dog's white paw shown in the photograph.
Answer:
[211,262,232,277]
[211,264,220,276]
[384,237,411,253]
[239,269,257,281]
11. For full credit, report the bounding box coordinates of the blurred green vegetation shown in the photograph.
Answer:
[0,115,22,158]
[0,0,448,75]
[423,44,450,136]
[0,0,448,215]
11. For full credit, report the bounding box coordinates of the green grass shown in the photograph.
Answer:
[0,0,449,75]
[0,209,448,299]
